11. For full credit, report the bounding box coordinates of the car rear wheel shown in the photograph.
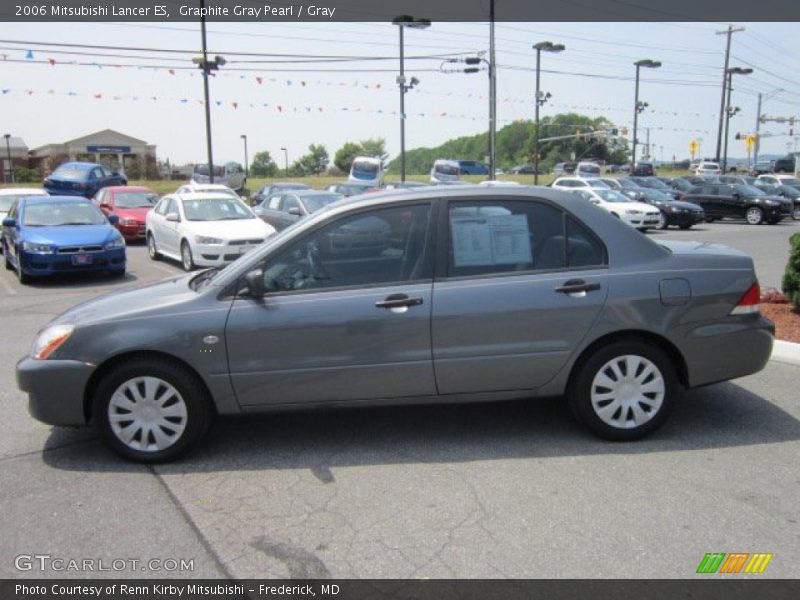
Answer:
[15,247,29,284]
[792,207,800,221]
[569,341,676,440]
[679,223,693,230]
[147,233,161,260]
[181,240,195,271]
[3,243,11,269]
[745,207,764,225]
[93,358,213,462]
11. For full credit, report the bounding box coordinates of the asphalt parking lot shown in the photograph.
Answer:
[1,219,799,579]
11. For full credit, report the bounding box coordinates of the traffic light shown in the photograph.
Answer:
[735,132,741,140]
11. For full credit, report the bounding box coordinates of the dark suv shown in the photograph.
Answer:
[773,157,796,173]
[681,183,791,225]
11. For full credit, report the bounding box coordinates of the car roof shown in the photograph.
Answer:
[106,186,152,193]
[170,192,245,201]
[55,162,98,169]
[23,195,93,204]
[179,183,234,190]
[291,189,341,197]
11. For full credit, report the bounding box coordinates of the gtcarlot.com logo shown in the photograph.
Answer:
[696,552,773,574]
[14,554,195,573]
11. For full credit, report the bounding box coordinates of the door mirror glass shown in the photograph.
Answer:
[107,214,120,225]
[287,207,303,216]
[2,217,16,227]
[244,268,265,297]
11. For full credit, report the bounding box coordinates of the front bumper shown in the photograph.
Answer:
[17,357,95,426]
[667,210,705,227]
[116,222,146,241]
[624,213,661,228]
[193,242,258,266]
[20,247,126,275]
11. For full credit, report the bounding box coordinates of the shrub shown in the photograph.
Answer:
[782,232,800,309]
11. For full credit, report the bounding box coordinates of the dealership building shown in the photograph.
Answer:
[28,129,157,176]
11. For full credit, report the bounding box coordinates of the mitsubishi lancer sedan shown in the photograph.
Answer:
[17,187,773,462]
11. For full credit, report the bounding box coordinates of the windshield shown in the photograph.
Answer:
[579,165,600,174]
[738,185,768,197]
[191,187,238,198]
[781,177,800,187]
[782,184,800,195]
[51,166,91,180]
[302,193,342,213]
[23,201,107,226]
[180,197,254,221]
[193,164,225,177]
[114,192,158,208]
[595,189,632,203]
[700,163,719,170]
[670,179,692,191]
[435,164,459,176]
[616,178,639,189]
[585,179,609,188]
[351,161,379,178]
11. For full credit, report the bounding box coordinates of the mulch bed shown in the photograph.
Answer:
[761,302,800,344]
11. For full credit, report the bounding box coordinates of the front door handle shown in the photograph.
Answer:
[555,279,601,294]
[375,294,424,309]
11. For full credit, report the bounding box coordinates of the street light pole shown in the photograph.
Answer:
[280,147,288,177]
[488,0,496,180]
[632,59,661,167]
[392,15,430,183]
[722,66,753,173]
[240,134,248,179]
[532,41,564,185]
[3,134,13,184]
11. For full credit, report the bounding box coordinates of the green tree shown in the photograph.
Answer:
[250,151,278,177]
[293,143,329,175]
[333,142,363,173]
[359,138,389,164]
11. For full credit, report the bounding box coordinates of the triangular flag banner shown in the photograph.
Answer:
[255,77,263,84]
[232,102,238,109]
[2,89,10,94]
[48,58,55,66]
[215,100,221,106]
[93,93,102,99]
[168,69,175,75]
[25,50,33,59]
[277,105,282,112]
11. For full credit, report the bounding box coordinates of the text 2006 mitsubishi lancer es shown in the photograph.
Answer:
[17,187,774,462]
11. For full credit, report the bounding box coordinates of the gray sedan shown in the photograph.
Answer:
[17,187,774,462]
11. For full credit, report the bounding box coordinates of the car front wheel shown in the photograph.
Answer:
[147,232,161,260]
[657,213,668,229]
[181,240,195,271]
[569,341,676,440]
[93,358,213,462]
[745,206,764,225]
[793,206,800,221]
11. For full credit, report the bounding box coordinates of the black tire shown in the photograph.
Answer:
[657,212,668,230]
[679,223,693,230]
[792,207,800,221]
[3,242,11,270]
[180,240,195,272]
[147,233,161,261]
[15,247,29,284]
[705,217,715,223]
[568,340,677,441]
[93,357,213,462]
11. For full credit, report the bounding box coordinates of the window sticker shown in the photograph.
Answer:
[451,213,532,267]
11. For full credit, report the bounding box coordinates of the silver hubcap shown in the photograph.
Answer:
[108,376,188,452]
[148,235,156,257]
[590,355,665,430]
[182,245,192,269]
[658,213,667,228]
[793,207,800,220]
[746,208,762,224]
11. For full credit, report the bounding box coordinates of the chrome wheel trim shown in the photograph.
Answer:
[657,212,667,229]
[147,234,157,258]
[590,355,665,430]
[745,207,762,225]
[181,243,192,270]
[792,207,800,221]
[108,376,188,452]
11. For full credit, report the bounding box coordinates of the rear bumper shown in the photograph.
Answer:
[683,315,775,388]
[116,223,146,241]
[17,357,94,426]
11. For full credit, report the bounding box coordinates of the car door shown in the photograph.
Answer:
[278,194,304,229]
[431,198,609,395]
[153,197,180,256]
[256,194,289,230]
[225,202,437,406]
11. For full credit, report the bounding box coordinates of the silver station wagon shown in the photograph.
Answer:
[17,187,774,461]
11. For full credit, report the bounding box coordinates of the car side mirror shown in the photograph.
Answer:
[287,207,303,216]
[166,212,180,222]
[244,269,265,297]
[100,202,111,209]
[2,217,16,227]
[107,215,120,225]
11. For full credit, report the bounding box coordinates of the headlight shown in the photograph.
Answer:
[31,324,74,360]
[104,237,125,250]
[668,206,681,212]
[625,209,642,215]
[119,217,138,226]
[195,236,223,245]
[22,241,53,254]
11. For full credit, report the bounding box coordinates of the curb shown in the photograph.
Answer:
[770,340,800,367]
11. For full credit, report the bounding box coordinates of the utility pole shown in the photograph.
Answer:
[754,93,762,164]
[488,0,496,180]
[715,25,745,162]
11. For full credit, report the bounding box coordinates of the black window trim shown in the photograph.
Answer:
[435,195,609,283]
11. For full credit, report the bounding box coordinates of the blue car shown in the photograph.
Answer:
[44,162,127,198]
[1,196,126,283]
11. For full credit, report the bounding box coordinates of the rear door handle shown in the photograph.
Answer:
[375,294,424,309]
[555,279,601,294]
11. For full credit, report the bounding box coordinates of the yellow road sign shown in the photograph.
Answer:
[745,134,756,151]
[689,139,699,158]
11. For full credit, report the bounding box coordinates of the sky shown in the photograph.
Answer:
[1,20,799,168]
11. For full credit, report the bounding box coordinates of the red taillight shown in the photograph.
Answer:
[731,282,760,315]
[74,182,87,189]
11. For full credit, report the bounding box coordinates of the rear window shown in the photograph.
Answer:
[52,166,91,180]
[193,164,225,177]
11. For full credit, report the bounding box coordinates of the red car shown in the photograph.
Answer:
[92,186,158,242]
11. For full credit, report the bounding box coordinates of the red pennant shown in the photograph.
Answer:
[440,112,447,116]
[26,90,34,95]
[232,102,238,109]
[168,69,175,75]
[301,81,306,87]
[255,77,263,84]
[375,84,381,89]
[94,93,102,99]
[277,105,282,112]
[48,58,56,66]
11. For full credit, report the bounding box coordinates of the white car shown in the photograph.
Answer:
[175,183,241,199]
[756,174,800,188]
[146,193,275,271]
[569,188,661,230]
[694,161,721,176]
[551,177,610,191]
[0,188,49,251]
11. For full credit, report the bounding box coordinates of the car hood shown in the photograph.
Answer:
[182,218,275,238]
[51,273,200,327]
[668,200,704,211]
[113,207,152,220]
[23,224,119,245]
